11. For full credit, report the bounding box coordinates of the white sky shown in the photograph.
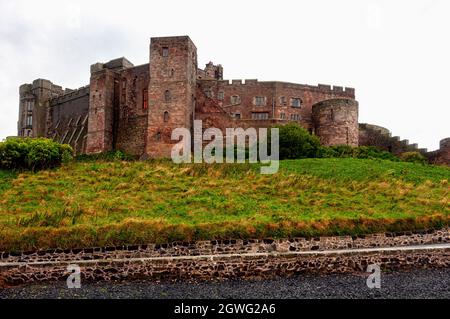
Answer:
[0,0,448,151]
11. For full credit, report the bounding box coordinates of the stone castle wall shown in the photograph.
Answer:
[114,64,149,156]
[17,35,449,162]
[47,86,90,155]
[197,79,355,134]
[312,98,359,146]
[359,124,450,165]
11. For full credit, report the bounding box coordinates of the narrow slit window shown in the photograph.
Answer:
[164,90,171,102]
[143,89,148,110]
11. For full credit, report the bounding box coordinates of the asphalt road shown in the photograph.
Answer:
[1,268,449,299]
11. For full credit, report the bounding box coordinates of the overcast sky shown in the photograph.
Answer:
[0,0,448,151]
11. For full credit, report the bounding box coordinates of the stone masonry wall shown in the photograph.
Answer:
[48,86,90,155]
[1,229,448,286]
[197,79,355,134]
[114,64,150,156]
[427,138,450,166]
[146,36,197,158]
[312,98,359,146]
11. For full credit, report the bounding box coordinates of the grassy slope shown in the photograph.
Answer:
[0,158,449,251]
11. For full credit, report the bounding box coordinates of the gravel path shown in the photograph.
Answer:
[1,268,449,299]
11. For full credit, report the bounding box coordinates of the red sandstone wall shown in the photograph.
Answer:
[196,79,355,133]
[86,69,117,154]
[312,99,359,146]
[146,36,197,158]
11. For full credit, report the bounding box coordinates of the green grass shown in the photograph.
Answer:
[0,158,449,252]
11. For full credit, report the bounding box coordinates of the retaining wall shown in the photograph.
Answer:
[1,229,449,286]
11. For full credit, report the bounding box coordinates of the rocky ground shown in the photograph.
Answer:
[0,268,449,299]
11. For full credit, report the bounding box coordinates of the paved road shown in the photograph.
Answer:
[1,268,449,299]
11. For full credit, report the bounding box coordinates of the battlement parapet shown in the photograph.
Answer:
[217,79,354,94]
[318,84,354,95]
[19,84,33,96]
[50,85,90,105]
[90,57,134,74]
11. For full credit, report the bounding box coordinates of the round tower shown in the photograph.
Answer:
[312,98,359,146]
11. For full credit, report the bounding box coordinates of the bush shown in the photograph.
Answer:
[400,151,427,164]
[353,146,399,161]
[0,138,73,170]
[274,123,321,159]
[318,145,400,162]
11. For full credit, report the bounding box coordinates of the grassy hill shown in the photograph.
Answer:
[0,158,449,252]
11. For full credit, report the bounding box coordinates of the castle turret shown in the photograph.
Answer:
[18,84,34,137]
[85,62,123,154]
[437,138,450,164]
[18,79,63,138]
[312,98,359,146]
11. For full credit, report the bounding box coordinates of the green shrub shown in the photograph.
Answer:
[0,138,73,170]
[274,123,321,159]
[400,151,427,164]
[318,145,400,162]
[353,146,399,161]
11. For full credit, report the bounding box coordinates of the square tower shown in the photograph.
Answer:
[146,36,198,158]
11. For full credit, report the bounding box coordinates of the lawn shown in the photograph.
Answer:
[0,158,449,252]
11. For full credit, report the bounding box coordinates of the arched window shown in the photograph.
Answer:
[164,111,169,122]
[156,132,161,141]
[164,90,171,102]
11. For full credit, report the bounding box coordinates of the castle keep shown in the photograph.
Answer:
[17,36,449,164]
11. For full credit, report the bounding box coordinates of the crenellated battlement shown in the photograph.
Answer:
[210,79,355,96]
[50,85,90,105]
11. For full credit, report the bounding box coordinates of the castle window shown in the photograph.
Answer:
[251,112,269,120]
[280,96,287,106]
[280,113,286,120]
[164,90,171,102]
[234,113,241,119]
[121,81,126,104]
[231,95,240,105]
[143,89,148,110]
[26,115,32,126]
[26,101,33,111]
[156,132,161,141]
[330,109,335,121]
[254,96,266,106]
[162,47,169,57]
[164,111,169,122]
[204,89,212,98]
[290,114,301,121]
[218,91,224,101]
[170,69,175,77]
[291,98,302,108]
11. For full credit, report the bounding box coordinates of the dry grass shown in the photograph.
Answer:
[0,158,449,252]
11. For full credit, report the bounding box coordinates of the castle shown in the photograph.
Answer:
[17,36,450,165]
